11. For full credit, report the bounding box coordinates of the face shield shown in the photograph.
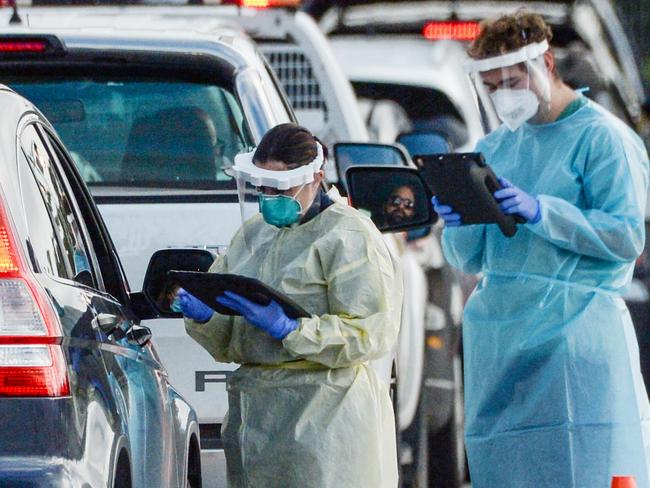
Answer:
[229,143,325,252]
[466,40,551,132]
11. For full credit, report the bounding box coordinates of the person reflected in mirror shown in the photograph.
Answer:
[381,184,416,226]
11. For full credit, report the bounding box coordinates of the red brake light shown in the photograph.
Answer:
[0,41,47,53]
[423,21,481,41]
[0,346,69,397]
[0,36,65,57]
[0,195,69,397]
[222,0,301,8]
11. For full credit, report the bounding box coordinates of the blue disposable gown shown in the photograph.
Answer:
[443,100,650,487]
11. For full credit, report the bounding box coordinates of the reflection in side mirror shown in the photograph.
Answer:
[142,249,215,318]
[396,131,451,158]
[345,166,436,233]
[334,142,410,194]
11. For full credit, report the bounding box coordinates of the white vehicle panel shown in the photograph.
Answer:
[330,36,485,151]
[397,248,426,431]
[98,200,252,422]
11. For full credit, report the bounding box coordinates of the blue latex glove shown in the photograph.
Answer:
[493,177,541,223]
[431,196,462,227]
[173,288,214,323]
[216,290,298,340]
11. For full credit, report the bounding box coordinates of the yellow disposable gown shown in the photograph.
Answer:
[185,199,402,488]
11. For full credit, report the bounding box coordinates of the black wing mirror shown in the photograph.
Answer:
[334,142,410,194]
[345,165,436,233]
[141,248,215,318]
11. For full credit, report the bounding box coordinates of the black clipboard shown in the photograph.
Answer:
[167,270,310,319]
[413,152,519,237]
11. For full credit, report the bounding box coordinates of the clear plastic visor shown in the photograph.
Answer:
[466,41,551,132]
[229,143,324,190]
[232,144,325,254]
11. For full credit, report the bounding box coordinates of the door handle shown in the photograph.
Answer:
[126,325,152,348]
[92,313,125,339]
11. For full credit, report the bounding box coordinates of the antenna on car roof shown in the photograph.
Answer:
[8,0,22,25]
[449,0,459,21]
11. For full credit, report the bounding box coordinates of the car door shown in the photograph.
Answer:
[26,120,178,487]
[15,118,130,485]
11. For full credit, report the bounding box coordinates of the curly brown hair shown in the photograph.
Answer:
[468,10,553,59]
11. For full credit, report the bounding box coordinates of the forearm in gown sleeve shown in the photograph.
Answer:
[441,225,486,275]
[527,131,648,263]
[282,232,402,369]
[184,255,235,363]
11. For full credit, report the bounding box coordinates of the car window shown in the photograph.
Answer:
[352,81,469,150]
[44,127,132,303]
[19,124,93,282]
[9,78,253,190]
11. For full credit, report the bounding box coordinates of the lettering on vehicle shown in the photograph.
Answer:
[195,370,230,391]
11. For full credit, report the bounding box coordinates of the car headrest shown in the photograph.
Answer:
[121,106,218,184]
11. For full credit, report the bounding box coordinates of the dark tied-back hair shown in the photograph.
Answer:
[253,123,329,169]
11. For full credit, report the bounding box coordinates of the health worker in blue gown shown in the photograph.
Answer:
[433,11,650,488]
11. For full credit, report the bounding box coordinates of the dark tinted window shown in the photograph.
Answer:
[10,79,252,190]
[19,124,93,282]
[45,128,131,302]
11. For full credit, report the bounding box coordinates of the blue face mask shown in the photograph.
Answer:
[258,194,303,227]
[170,295,183,313]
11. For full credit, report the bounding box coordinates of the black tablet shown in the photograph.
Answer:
[413,152,519,237]
[167,270,310,319]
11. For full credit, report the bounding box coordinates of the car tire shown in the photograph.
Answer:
[186,435,202,488]
[428,356,465,488]
[113,450,132,488]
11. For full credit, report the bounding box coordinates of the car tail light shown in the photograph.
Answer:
[0,346,68,396]
[221,0,301,8]
[0,194,69,397]
[0,35,65,57]
[0,0,32,6]
[423,21,481,41]
[0,40,47,53]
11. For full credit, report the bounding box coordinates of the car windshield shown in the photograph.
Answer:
[8,78,253,190]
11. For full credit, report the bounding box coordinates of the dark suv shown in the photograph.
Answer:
[0,84,201,488]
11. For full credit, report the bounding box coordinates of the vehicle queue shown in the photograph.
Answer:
[0,1,649,488]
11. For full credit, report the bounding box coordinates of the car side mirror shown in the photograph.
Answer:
[141,248,215,318]
[345,165,436,233]
[396,130,451,158]
[334,142,410,194]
